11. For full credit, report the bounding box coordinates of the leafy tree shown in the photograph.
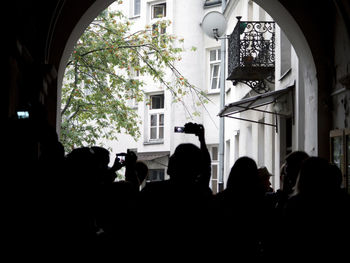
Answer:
[60,4,208,151]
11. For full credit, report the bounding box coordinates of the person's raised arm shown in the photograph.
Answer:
[185,123,211,188]
[124,150,140,190]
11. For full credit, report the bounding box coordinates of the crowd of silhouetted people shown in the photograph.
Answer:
[4,116,350,261]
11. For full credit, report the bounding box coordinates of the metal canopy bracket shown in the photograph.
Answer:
[218,85,294,133]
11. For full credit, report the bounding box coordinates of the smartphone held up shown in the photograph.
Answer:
[174,122,202,135]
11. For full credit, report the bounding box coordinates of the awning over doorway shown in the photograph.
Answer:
[218,85,294,131]
[136,151,170,161]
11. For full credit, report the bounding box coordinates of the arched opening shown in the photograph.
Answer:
[53,0,322,190]
[253,0,318,155]
[56,0,116,132]
[56,0,318,152]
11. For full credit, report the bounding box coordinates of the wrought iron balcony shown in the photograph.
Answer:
[227,17,275,94]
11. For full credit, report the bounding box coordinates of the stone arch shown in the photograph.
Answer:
[55,0,320,155]
[253,0,318,155]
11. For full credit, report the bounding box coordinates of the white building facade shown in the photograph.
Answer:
[106,0,308,192]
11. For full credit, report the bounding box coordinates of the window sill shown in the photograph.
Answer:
[144,140,164,145]
[129,15,140,20]
[207,89,220,95]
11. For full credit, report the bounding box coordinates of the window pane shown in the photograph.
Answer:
[211,78,218,90]
[151,114,157,126]
[151,94,164,109]
[159,127,164,139]
[212,147,218,161]
[159,114,164,125]
[148,169,165,182]
[213,64,219,77]
[150,127,157,139]
[332,136,343,169]
[134,0,140,16]
[153,3,166,18]
[160,26,166,35]
[210,50,216,61]
[152,24,157,32]
[217,49,221,60]
[211,179,217,194]
[212,165,218,179]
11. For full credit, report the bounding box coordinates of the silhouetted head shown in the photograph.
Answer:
[226,156,259,192]
[65,147,97,185]
[167,143,203,183]
[281,151,309,194]
[258,166,273,193]
[295,156,340,196]
[91,146,110,168]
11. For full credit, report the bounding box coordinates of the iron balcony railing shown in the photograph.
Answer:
[227,17,275,93]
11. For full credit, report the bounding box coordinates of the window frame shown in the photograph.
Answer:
[148,93,165,142]
[330,129,348,191]
[208,145,219,194]
[147,169,165,182]
[131,0,141,17]
[151,2,166,19]
[149,2,167,47]
[208,48,221,93]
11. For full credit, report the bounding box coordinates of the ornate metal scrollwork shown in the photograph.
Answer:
[227,17,275,94]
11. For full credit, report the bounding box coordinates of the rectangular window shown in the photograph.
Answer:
[147,169,165,182]
[133,0,141,16]
[150,113,164,140]
[150,94,164,109]
[258,119,265,167]
[151,3,166,19]
[208,145,219,194]
[211,146,218,161]
[209,48,221,91]
[152,23,166,46]
[329,128,350,194]
[149,93,164,141]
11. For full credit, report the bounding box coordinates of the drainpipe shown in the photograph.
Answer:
[218,0,227,192]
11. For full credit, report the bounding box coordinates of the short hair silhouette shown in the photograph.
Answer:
[91,146,110,167]
[167,143,203,182]
[295,156,340,195]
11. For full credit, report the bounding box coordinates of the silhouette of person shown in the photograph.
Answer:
[275,150,309,209]
[258,166,274,193]
[261,151,309,259]
[95,149,148,259]
[211,156,268,260]
[283,157,350,261]
[90,146,118,185]
[139,123,212,259]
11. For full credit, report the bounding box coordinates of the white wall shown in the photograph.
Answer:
[104,0,221,165]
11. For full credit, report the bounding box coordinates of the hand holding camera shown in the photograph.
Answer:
[112,150,137,172]
[174,122,204,136]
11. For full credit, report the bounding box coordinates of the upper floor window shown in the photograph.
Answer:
[209,48,221,91]
[148,93,164,141]
[150,2,167,46]
[150,94,164,109]
[132,0,141,17]
[151,3,166,19]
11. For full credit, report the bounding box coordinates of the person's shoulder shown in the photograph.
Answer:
[141,180,171,194]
